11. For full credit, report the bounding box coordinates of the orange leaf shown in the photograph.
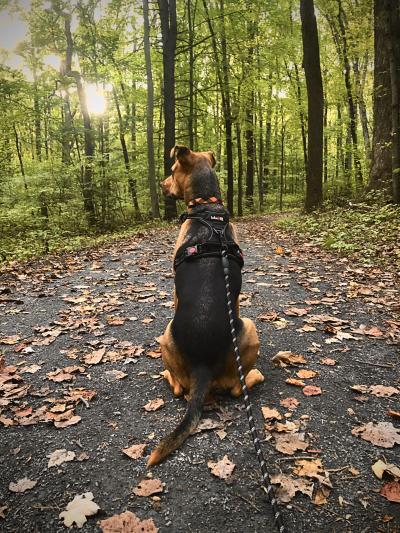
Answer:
[302,386,322,396]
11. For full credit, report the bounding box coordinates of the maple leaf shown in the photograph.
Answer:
[47,449,76,468]
[258,310,279,322]
[143,398,165,412]
[273,433,309,455]
[132,479,163,497]
[59,492,100,528]
[9,477,37,493]
[270,473,313,503]
[208,455,236,480]
[99,511,158,533]
[352,422,400,448]
[122,444,146,460]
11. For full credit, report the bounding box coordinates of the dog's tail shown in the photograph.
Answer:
[147,367,212,467]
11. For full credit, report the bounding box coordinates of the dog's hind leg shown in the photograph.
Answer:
[228,317,264,396]
[159,321,189,397]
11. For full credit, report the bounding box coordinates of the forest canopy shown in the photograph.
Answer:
[0,0,398,261]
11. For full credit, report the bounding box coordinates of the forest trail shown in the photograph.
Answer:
[0,217,399,533]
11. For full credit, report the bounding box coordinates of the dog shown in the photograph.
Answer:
[147,145,264,466]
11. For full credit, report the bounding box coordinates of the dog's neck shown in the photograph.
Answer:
[186,165,222,206]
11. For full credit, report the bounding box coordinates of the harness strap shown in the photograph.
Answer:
[174,241,244,271]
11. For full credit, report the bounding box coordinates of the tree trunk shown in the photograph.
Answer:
[113,86,141,219]
[368,0,392,193]
[13,124,26,189]
[187,0,195,149]
[236,121,243,217]
[337,0,363,188]
[245,91,255,210]
[203,0,234,214]
[388,0,400,203]
[144,0,161,219]
[300,0,323,211]
[61,13,96,225]
[158,0,177,219]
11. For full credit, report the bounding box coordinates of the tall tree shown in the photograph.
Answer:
[59,10,96,225]
[368,0,392,194]
[388,0,400,203]
[300,0,323,211]
[158,0,178,219]
[143,0,160,219]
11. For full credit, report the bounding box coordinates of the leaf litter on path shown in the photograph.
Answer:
[99,511,158,533]
[59,492,100,528]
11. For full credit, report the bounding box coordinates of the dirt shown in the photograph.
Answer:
[0,216,399,533]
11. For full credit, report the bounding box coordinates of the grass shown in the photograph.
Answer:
[275,202,400,272]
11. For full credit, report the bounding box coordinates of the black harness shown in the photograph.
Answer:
[173,208,244,271]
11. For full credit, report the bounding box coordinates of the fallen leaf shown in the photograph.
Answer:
[106,316,126,326]
[270,473,313,503]
[122,444,146,460]
[83,348,106,365]
[313,485,331,505]
[285,378,305,388]
[320,358,336,366]
[380,481,400,503]
[142,318,154,324]
[352,422,400,448]
[208,455,235,480]
[284,307,309,317]
[54,415,81,429]
[99,511,158,533]
[302,386,322,396]
[369,385,399,398]
[0,505,7,518]
[387,410,400,419]
[272,351,307,367]
[273,432,308,455]
[0,335,20,345]
[9,477,37,493]
[194,418,223,433]
[261,407,282,420]
[105,370,128,381]
[258,311,279,322]
[296,369,317,379]
[132,479,163,497]
[59,492,100,528]
[47,449,76,468]
[144,398,165,412]
[280,397,300,411]
[371,459,400,480]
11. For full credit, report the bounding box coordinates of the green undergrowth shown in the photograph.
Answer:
[275,202,400,271]
[0,219,170,266]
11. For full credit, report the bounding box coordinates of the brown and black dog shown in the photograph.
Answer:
[147,145,264,466]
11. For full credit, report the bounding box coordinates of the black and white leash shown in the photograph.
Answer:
[220,247,286,533]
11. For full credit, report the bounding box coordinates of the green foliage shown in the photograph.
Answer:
[276,202,400,270]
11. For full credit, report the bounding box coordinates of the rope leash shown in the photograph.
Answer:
[221,249,285,533]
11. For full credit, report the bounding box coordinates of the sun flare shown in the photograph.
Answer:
[85,83,107,115]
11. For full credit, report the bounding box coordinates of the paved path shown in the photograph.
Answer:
[0,217,399,532]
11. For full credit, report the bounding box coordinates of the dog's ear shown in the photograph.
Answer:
[170,145,191,161]
[208,150,216,167]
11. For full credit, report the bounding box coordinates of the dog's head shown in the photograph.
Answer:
[161,145,216,203]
